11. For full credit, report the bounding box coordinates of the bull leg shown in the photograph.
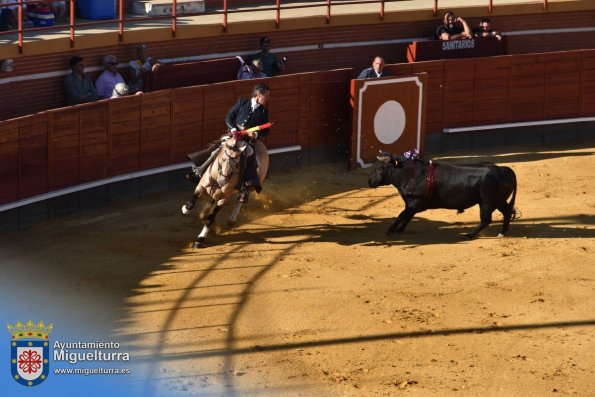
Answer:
[387,211,405,235]
[193,204,222,248]
[497,203,513,237]
[181,192,199,215]
[466,205,493,239]
[387,208,415,235]
[395,208,416,234]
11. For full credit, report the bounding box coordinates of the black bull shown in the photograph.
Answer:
[368,153,517,238]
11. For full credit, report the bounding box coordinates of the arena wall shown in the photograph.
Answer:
[1,4,594,120]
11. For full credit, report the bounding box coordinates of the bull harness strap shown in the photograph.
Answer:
[406,160,436,199]
[425,160,436,198]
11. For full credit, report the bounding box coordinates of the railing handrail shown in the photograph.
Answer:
[0,0,554,54]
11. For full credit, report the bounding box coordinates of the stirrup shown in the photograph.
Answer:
[238,188,250,204]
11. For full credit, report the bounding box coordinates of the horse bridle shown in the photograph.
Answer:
[211,140,242,186]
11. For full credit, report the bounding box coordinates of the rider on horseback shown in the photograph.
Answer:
[191,83,270,203]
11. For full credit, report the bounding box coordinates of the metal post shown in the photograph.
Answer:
[275,0,280,28]
[222,0,228,32]
[488,0,493,14]
[544,0,548,10]
[69,0,75,47]
[17,0,22,53]
[380,0,385,20]
[326,0,331,24]
[434,0,438,17]
[118,0,124,42]
[172,0,177,37]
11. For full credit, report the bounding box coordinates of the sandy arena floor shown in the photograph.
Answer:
[1,142,593,396]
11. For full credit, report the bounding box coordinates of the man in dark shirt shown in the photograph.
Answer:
[436,11,472,41]
[252,36,285,77]
[63,56,99,106]
[473,18,502,40]
[357,56,391,79]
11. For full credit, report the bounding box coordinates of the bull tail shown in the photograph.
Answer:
[508,169,519,221]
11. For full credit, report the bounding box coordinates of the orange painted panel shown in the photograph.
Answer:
[444,61,475,127]
[203,83,236,143]
[110,96,142,175]
[19,115,49,199]
[351,74,427,168]
[0,120,20,204]
[172,86,204,162]
[49,111,79,190]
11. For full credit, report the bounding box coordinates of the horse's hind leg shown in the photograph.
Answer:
[199,199,216,221]
[194,205,222,248]
[227,201,243,227]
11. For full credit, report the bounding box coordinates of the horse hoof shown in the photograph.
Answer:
[192,239,206,249]
[497,233,505,238]
[464,233,475,239]
[181,205,190,215]
[227,220,236,228]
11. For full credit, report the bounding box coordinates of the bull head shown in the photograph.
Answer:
[377,150,400,167]
[377,150,391,163]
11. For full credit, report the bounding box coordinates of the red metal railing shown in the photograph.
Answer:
[0,0,553,53]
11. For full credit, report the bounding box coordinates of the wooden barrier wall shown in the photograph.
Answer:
[1,49,595,207]
[0,69,352,206]
[385,49,595,132]
[147,57,242,92]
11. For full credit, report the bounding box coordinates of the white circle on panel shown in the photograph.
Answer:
[374,100,406,144]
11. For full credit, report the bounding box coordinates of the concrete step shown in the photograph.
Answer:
[132,0,205,16]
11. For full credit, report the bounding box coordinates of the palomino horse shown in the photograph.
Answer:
[181,134,269,248]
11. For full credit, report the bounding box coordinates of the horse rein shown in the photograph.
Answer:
[208,141,242,188]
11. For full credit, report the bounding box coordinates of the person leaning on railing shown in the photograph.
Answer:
[0,0,28,30]
[436,10,472,40]
[251,36,285,77]
[63,56,99,106]
[472,18,502,41]
[128,44,162,94]
[357,56,391,79]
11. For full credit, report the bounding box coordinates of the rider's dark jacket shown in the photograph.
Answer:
[225,98,269,137]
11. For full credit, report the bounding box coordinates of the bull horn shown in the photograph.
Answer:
[376,155,390,163]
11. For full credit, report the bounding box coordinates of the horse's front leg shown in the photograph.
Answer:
[194,204,222,248]
[181,192,198,215]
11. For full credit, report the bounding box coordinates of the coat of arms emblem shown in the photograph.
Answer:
[7,320,53,386]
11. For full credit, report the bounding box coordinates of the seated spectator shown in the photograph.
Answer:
[473,18,502,40]
[128,44,162,94]
[63,56,99,105]
[436,11,472,41]
[0,0,28,30]
[47,1,66,22]
[0,5,12,31]
[252,36,285,77]
[96,54,125,99]
[236,56,266,80]
[357,56,390,79]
